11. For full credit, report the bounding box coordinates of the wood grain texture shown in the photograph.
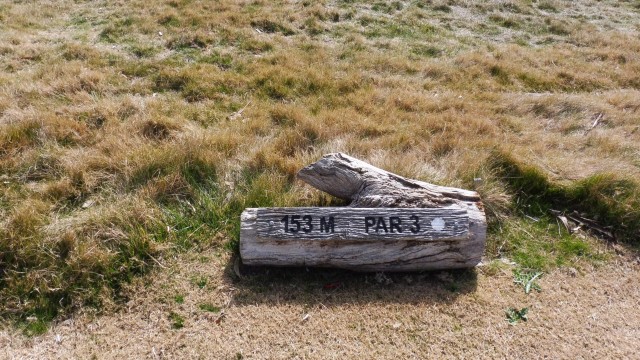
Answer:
[241,208,482,271]
[253,207,468,241]
[240,153,486,271]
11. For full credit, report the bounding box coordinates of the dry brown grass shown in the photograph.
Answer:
[0,0,639,344]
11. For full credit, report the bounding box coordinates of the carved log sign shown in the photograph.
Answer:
[240,153,486,271]
[254,208,468,241]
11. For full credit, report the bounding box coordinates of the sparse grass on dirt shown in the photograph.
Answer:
[3,251,638,359]
[1,0,639,350]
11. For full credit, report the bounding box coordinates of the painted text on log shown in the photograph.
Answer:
[255,207,469,241]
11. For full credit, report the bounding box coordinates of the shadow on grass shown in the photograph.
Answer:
[224,258,478,307]
[490,151,640,245]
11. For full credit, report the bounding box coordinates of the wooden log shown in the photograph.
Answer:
[250,207,469,241]
[240,153,486,271]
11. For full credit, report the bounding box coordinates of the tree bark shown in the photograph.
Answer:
[240,153,486,271]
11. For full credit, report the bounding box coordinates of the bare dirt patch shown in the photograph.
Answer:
[2,250,638,359]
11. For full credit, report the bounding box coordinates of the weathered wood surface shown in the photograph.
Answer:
[252,207,468,240]
[240,153,486,271]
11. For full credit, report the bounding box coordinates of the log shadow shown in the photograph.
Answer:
[224,257,478,307]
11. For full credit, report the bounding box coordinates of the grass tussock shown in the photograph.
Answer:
[490,152,640,244]
[0,0,639,330]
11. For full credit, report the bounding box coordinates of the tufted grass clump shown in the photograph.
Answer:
[490,152,640,244]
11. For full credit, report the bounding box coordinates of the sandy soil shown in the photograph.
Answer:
[1,250,639,360]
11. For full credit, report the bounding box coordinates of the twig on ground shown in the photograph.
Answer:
[584,113,604,135]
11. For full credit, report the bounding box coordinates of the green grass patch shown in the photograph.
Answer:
[169,312,185,329]
[21,318,49,336]
[505,307,528,325]
[537,1,559,12]
[546,19,570,35]
[489,65,512,86]
[489,14,520,29]
[153,69,192,92]
[98,17,135,43]
[1,215,158,335]
[199,303,221,313]
[198,52,234,69]
[411,45,442,58]
[515,72,557,92]
[253,72,331,100]
[490,151,640,244]
[237,36,273,54]
[490,216,605,270]
[191,276,208,289]
[0,120,41,155]
[365,22,437,39]
[432,5,452,13]
[0,168,304,327]
[371,1,403,14]
[250,19,295,36]
[128,44,159,58]
[2,165,308,325]
[119,59,160,78]
[166,33,212,50]
[158,14,181,27]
